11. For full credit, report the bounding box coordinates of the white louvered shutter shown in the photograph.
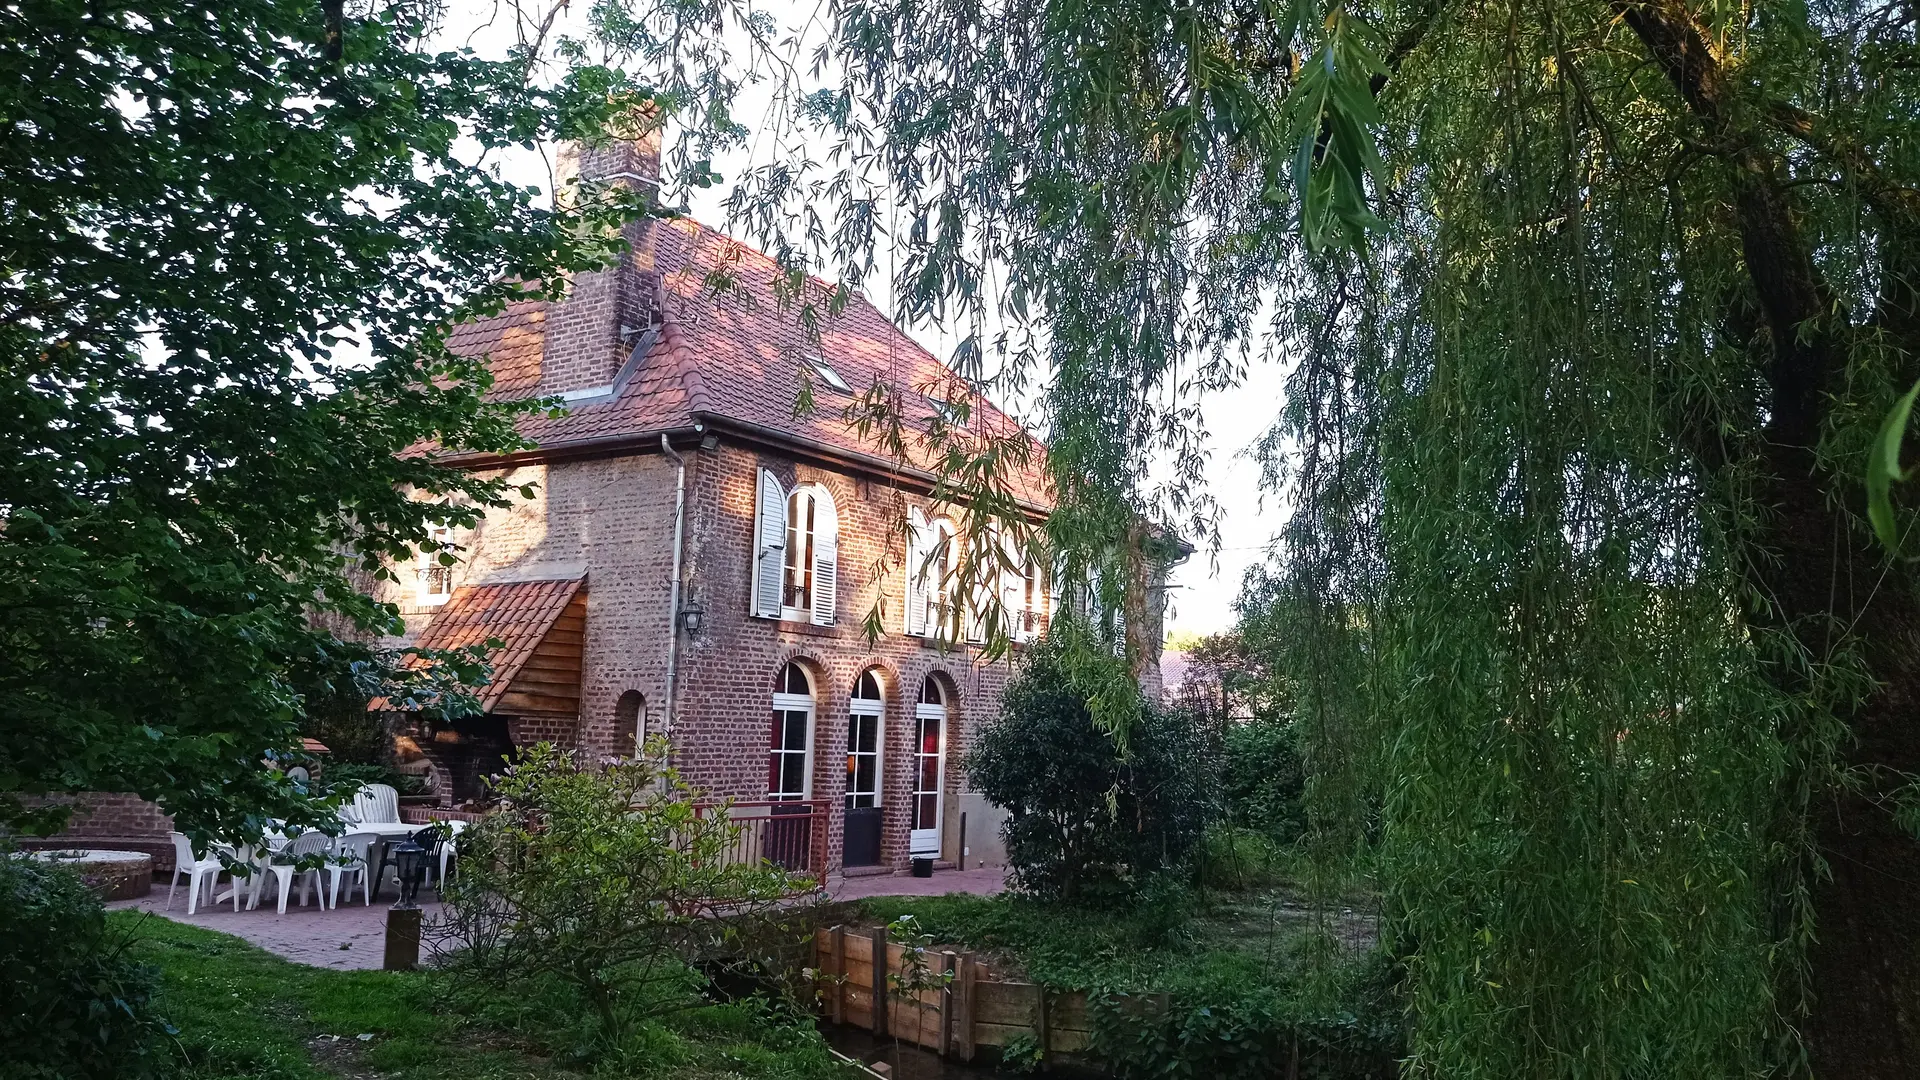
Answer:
[905,508,931,636]
[810,486,839,626]
[752,469,787,618]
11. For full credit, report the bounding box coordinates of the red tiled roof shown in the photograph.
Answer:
[407,578,585,713]
[447,217,1050,506]
[448,298,547,398]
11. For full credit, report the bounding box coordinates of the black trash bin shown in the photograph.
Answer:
[911,857,934,878]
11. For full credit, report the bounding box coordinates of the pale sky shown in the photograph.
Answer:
[444,1,1288,638]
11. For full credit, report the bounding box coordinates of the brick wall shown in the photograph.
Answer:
[20,793,177,870]
[657,441,1017,872]
[391,437,1029,874]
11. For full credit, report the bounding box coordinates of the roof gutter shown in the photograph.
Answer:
[435,415,1051,518]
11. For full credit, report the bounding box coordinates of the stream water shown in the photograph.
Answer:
[821,1025,1002,1080]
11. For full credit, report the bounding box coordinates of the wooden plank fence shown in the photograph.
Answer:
[812,925,1168,1063]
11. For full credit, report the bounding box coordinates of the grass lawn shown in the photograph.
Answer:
[111,911,859,1080]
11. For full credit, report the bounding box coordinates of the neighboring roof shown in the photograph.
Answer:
[447,217,1050,506]
[406,578,586,713]
[300,737,331,755]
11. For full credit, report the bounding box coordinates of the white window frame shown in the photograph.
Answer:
[781,487,819,621]
[906,511,958,639]
[846,672,884,811]
[754,472,838,626]
[909,678,946,857]
[415,525,456,607]
[769,664,815,802]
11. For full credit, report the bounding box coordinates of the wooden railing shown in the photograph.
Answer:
[697,799,829,880]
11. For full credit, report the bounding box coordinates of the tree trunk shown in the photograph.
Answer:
[1611,0,1920,1066]
[1754,451,1920,1076]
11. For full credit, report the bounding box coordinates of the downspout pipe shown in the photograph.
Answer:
[660,433,688,748]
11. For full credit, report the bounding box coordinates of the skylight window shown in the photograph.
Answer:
[808,356,852,393]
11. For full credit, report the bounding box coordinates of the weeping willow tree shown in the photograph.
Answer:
[543,0,1920,1068]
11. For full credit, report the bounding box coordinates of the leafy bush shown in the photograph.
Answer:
[1089,952,1403,1080]
[0,854,174,1078]
[432,740,820,1053]
[1221,714,1307,842]
[967,635,1216,901]
[855,893,1402,1080]
[321,761,426,797]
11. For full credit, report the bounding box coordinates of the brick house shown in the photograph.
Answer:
[374,131,1164,878]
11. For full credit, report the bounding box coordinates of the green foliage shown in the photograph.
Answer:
[0,855,172,1079]
[1221,716,1307,844]
[321,762,427,798]
[434,741,819,1051]
[1867,378,1920,552]
[967,633,1215,900]
[116,909,855,1080]
[855,894,1399,1080]
[0,0,649,842]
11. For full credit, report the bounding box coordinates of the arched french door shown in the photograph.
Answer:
[844,670,885,867]
[768,663,814,800]
[765,663,816,871]
[910,677,947,858]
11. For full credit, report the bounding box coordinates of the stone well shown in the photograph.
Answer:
[28,849,154,900]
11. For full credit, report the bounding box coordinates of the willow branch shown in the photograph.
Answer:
[1612,0,1837,444]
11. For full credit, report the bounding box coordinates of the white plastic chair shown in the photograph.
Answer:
[266,831,333,913]
[326,832,376,908]
[349,783,402,825]
[167,833,225,915]
[429,820,468,887]
[211,841,264,913]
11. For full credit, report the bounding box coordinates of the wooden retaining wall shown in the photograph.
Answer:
[812,925,1166,1063]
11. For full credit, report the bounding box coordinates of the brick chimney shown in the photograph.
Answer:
[543,114,663,398]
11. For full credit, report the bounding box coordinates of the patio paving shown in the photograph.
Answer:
[827,865,1006,901]
[109,888,444,971]
[107,865,1005,972]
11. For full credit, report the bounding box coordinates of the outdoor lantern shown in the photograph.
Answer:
[678,600,705,633]
[390,840,427,908]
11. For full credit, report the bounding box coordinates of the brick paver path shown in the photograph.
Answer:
[827,866,1006,902]
[109,890,444,971]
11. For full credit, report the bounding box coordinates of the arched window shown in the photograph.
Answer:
[614,690,646,757]
[753,472,839,625]
[783,487,819,612]
[910,677,947,857]
[769,663,815,801]
[906,511,958,638]
[847,671,884,811]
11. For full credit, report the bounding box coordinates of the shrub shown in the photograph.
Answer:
[432,740,820,1053]
[0,853,174,1079]
[321,761,426,797]
[967,635,1216,901]
[1221,714,1307,842]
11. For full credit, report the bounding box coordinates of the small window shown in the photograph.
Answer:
[615,690,646,757]
[416,526,456,607]
[1019,550,1045,638]
[808,356,852,393]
